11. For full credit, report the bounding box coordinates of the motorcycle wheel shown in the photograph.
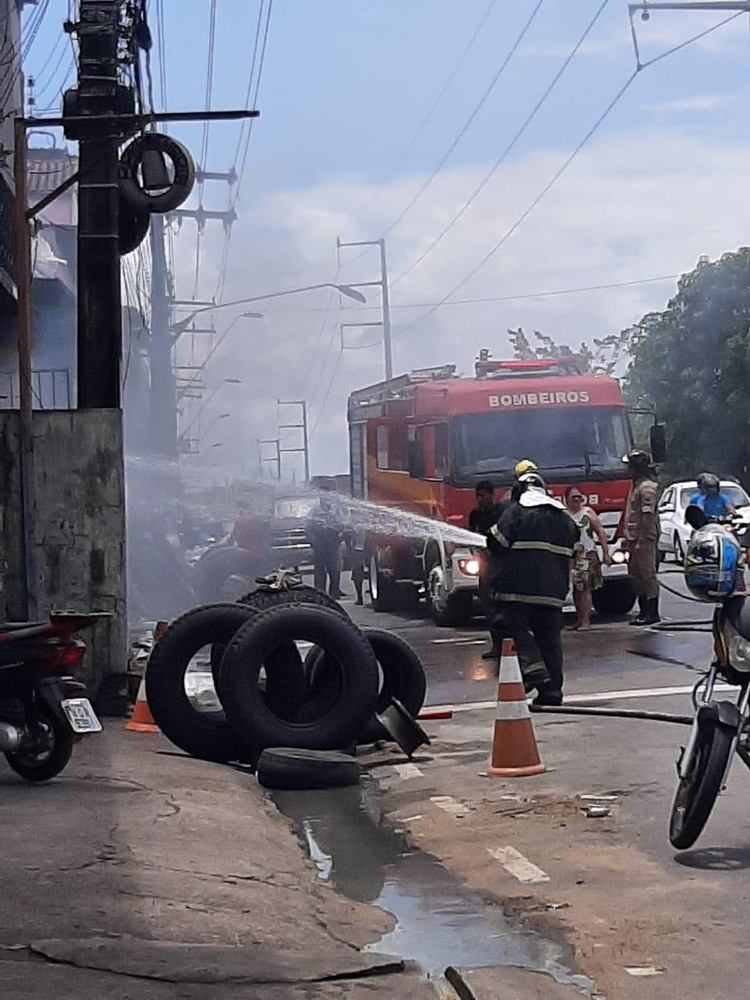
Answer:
[5,705,74,782]
[669,721,733,850]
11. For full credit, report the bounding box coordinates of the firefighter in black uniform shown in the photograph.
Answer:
[487,472,579,706]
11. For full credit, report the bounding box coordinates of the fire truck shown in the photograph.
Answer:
[348,352,663,625]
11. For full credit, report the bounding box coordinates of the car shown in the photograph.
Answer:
[658,480,750,562]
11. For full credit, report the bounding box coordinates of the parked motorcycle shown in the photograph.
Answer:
[0,613,106,782]
[669,506,750,848]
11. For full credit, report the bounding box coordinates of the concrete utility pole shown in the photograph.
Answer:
[258,437,281,480]
[76,0,123,408]
[149,213,177,457]
[336,237,393,380]
[277,399,309,484]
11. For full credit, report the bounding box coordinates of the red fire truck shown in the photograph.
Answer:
[348,353,659,625]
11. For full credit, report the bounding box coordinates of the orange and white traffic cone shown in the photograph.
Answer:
[488,638,545,778]
[125,621,167,734]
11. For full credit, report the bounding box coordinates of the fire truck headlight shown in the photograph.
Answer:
[458,557,481,576]
[612,549,628,564]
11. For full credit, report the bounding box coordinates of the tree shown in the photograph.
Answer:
[624,249,750,481]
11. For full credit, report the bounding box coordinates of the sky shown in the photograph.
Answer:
[22,0,750,480]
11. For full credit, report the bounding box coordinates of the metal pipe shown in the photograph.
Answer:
[0,721,24,753]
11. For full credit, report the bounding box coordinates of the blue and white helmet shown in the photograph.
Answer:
[685,524,742,602]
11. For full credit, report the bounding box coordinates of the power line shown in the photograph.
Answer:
[192,0,218,299]
[357,0,499,218]
[393,69,639,340]
[375,0,546,243]
[392,0,611,288]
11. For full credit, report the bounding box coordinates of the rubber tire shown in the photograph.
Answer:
[256,747,360,790]
[304,629,427,744]
[145,603,304,763]
[669,722,734,850]
[430,590,474,628]
[5,704,74,782]
[220,605,379,756]
[238,585,349,618]
[194,547,271,604]
[592,579,636,617]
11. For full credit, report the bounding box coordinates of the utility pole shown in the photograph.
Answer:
[75,0,124,409]
[336,237,393,380]
[149,213,177,457]
[277,399,309,484]
[258,437,281,480]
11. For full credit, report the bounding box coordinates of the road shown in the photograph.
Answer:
[343,563,750,997]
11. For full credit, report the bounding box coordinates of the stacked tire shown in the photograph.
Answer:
[144,588,427,780]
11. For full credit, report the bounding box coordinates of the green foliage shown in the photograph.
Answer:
[624,249,750,482]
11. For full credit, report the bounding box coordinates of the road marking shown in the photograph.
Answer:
[426,682,734,716]
[430,795,469,818]
[488,846,550,884]
[393,763,423,780]
[431,637,486,646]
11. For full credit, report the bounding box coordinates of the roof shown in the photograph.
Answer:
[27,148,78,196]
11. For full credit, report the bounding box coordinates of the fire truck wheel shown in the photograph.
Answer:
[220,605,379,756]
[145,603,304,763]
[592,579,636,618]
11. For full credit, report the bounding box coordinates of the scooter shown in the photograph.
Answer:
[669,507,750,848]
[0,613,106,782]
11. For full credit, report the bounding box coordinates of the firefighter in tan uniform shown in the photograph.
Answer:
[623,450,660,625]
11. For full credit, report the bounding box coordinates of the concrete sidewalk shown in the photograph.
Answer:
[0,724,437,999]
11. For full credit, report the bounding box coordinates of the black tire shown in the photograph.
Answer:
[145,603,304,763]
[5,704,74,782]
[592,579,636,617]
[669,722,734,850]
[256,747,360,790]
[238,585,349,618]
[369,553,398,613]
[305,629,427,744]
[431,590,474,628]
[220,605,379,756]
[194,547,270,604]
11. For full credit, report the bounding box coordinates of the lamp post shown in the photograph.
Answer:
[178,379,241,451]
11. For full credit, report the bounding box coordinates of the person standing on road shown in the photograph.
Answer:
[306,490,346,598]
[565,486,611,631]
[623,451,660,626]
[349,520,367,606]
[488,473,579,706]
[469,481,507,659]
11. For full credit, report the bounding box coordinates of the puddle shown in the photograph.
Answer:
[273,781,602,997]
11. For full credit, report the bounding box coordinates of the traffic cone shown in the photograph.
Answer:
[488,639,545,778]
[125,621,166,734]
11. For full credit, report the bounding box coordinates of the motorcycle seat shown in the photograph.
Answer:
[726,597,750,641]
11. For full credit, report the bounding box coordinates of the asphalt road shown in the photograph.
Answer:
[346,562,713,709]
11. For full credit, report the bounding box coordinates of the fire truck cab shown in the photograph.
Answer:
[348,353,639,625]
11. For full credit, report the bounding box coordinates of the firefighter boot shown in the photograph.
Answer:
[639,597,661,626]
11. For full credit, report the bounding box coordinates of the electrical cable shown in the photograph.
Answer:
[374,0,546,245]
[392,0,611,288]
[357,0,499,219]
[192,0,218,300]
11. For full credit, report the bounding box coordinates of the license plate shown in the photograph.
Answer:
[61,698,102,734]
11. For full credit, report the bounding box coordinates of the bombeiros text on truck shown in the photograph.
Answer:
[348,351,665,625]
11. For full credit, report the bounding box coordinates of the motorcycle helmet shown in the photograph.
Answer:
[685,524,743,602]
[696,472,720,495]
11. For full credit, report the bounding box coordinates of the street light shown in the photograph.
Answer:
[179,378,242,442]
[169,282,367,339]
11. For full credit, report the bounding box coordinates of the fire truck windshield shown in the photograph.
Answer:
[451,406,632,487]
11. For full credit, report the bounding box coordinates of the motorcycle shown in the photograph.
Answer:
[0,613,106,782]
[669,506,750,848]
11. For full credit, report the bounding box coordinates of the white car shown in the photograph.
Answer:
[658,480,750,561]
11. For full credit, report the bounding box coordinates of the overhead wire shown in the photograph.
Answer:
[357,0,500,219]
[393,9,746,341]
[374,0,546,244]
[392,0,611,288]
[192,0,218,299]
